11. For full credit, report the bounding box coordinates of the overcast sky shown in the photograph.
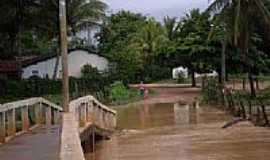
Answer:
[103,0,209,21]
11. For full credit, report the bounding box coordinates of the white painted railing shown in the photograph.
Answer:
[60,95,117,160]
[0,98,62,144]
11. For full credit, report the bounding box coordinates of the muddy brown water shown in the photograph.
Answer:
[85,102,270,160]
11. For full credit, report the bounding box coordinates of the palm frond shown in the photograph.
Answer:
[253,0,270,27]
[206,0,231,14]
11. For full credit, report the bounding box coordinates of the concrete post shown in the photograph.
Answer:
[112,114,117,129]
[100,110,105,129]
[98,109,103,128]
[93,103,98,125]
[87,101,94,122]
[45,106,52,126]
[35,103,42,124]
[53,110,60,125]
[79,103,87,127]
[22,105,29,131]
[106,112,110,129]
[104,112,108,129]
[0,112,6,143]
[96,107,101,126]
[7,109,16,137]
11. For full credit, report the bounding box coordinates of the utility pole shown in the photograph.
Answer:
[59,0,69,112]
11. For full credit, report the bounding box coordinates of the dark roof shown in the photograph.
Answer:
[0,48,100,72]
[0,60,19,72]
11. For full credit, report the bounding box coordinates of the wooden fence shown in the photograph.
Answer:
[224,90,270,126]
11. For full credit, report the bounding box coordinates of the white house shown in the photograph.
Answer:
[172,67,188,79]
[22,50,109,79]
[172,66,218,79]
[195,71,218,78]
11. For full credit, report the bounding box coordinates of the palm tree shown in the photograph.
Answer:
[178,9,212,87]
[134,18,168,65]
[163,16,180,41]
[66,0,108,35]
[207,0,270,97]
[131,18,168,79]
[36,0,107,79]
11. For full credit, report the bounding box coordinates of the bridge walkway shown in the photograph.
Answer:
[0,125,60,160]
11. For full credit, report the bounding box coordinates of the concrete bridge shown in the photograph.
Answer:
[0,96,117,160]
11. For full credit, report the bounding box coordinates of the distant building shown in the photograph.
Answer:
[172,66,218,80]
[195,71,218,78]
[172,67,188,79]
[22,50,109,79]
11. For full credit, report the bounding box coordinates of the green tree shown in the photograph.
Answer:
[98,11,147,83]
[177,9,212,87]
[207,0,270,97]
[163,16,180,41]
[132,18,168,67]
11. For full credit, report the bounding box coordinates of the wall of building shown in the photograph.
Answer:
[22,50,108,79]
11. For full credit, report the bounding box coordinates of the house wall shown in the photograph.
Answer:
[22,50,108,79]
[172,67,188,79]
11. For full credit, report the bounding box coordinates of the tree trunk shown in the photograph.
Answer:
[242,77,246,90]
[191,69,196,87]
[255,77,259,90]
[248,72,256,98]
[239,100,246,119]
[217,70,222,85]
[221,40,226,88]
[259,101,269,126]
[256,107,261,125]
[248,100,252,119]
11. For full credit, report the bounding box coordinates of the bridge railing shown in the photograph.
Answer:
[0,98,62,144]
[70,95,117,131]
[60,95,117,160]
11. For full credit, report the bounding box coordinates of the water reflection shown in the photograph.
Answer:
[116,102,180,130]
[117,102,208,130]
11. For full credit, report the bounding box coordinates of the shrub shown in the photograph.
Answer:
[81,64,102,81]
[109,81,129,101]
[201,78,222,103]
[177,71,186,83]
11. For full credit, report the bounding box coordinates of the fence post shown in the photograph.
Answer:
[79,103,87,127]
[22,105,30,131]
[35,103,42,124]
[46,106,52,126]
[0,112,6,143]
[104,112,109,129]
[112,113,117,129]
[87,101,93,122]
[7,109,16,137]
[53,110,60,125]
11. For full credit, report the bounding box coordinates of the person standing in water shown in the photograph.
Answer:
[139,81,145,97]
[144,88,149,99]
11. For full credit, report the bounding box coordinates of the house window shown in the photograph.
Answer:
[32,70,39,76]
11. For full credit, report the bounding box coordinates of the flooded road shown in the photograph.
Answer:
[85,102,270,160]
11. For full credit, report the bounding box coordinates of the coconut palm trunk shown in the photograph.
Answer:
[221,39,226,88]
